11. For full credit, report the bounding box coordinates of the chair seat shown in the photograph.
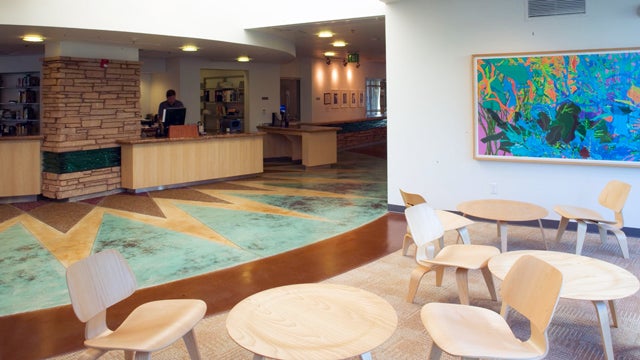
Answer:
[554,205,616,224]
[421,244,500,270]
[85,299,207,352]
[421,303,544,359]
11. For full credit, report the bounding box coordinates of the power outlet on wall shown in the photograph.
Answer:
[490,182,498,195]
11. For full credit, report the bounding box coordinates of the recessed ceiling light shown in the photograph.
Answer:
[22,34,44,43]
[180,45,199,52]
[332,41,347,47]
[317,31,334,38]
[324,51,336,57]
[237,56,251,62]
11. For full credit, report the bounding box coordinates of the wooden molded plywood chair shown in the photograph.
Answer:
[404,203,499,305]
[66,249,207,360]
[399,189,474,256]
[421,255,563,360]
[554,180,632,259]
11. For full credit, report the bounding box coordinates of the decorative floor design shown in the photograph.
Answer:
[0,149,387,316]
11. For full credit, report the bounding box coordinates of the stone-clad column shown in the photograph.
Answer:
[40,56,141,199]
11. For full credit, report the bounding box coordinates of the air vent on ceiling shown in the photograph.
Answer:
[527,0,586,18]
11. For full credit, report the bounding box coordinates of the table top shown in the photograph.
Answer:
[457,199,548,222]
[489,250,639,301]
[226,283,398,360]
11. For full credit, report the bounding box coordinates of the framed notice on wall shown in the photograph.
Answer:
[474,48,640,167]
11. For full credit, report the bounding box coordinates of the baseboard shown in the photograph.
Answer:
[387,204,640,237]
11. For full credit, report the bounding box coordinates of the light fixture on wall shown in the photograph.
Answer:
[180,45,199,52]
[22,34,44,42]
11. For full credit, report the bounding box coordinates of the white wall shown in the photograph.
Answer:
[385,0,640,227]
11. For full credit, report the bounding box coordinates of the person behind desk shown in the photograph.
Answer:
[157,89,184,136]
[158,89,184,120]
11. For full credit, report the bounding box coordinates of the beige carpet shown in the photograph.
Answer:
[50,221,640,360]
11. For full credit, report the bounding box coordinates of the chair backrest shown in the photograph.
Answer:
[500,255,563,354]
[404,203,444,260]
[66,249,137,323]
[399,189,427,208]
[598,180,631,227]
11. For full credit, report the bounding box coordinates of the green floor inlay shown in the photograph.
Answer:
[178,205,346,257]
[0,224,68,315]
[93,214,258,288]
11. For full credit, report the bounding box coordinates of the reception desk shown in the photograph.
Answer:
[0,136,43,199]
[257,125,340,167]
[117,132,264,191]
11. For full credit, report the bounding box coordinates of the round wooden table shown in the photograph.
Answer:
[489,250,640,360]
[457,199,548,252]
[226,283,398,360]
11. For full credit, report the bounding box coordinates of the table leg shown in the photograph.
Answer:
[497,221,508,252]
[593,300,615,360]
[360,351,372,360]
[537,219,548,250]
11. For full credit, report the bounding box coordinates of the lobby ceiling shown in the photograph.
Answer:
[0,16,385,64]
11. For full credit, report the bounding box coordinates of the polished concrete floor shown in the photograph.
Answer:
[0,143,408,359]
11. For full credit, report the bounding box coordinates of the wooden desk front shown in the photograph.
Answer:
[117,133,263,191]
[257,125,340,167]
[0,136,43,197]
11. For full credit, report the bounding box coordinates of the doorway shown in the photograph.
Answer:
[280,78,300,122]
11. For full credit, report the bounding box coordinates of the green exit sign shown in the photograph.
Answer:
[347,53,359,63]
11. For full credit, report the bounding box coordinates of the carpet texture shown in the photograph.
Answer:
[50,221,640,360]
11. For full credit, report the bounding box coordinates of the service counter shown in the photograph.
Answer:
[257,125,340,167]
[0,135,43,198]
[116,132,264,191]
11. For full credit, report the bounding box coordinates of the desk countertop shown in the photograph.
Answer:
[116,132,264,145]
[257,124,341,132]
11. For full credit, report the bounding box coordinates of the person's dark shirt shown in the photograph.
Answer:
[158,99,184,119]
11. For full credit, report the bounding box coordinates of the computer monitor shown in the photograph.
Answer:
[162,107,187,128]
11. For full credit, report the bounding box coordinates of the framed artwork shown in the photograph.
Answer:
[324,92,331,105]
[332,91,340,108]
[474,48,640,167]
[350,91,357,107]
[358,90,364,107]
[341,91,349,108]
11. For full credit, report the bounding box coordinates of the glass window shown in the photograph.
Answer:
[365,78,386,117]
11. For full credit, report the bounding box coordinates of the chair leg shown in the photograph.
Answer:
[555,216,569,243]
[457,227,471,245]
[575,221,587,256]
[604,299,618,329]
[609,227,630,259]
[183,329,202,360]
[407,264,431,303]
[402,233,413,256]
[480,266,497,301]
[598,225,608,244]
[455,268,470,305]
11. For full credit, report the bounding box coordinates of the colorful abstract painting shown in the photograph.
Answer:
[473,49,640,166]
